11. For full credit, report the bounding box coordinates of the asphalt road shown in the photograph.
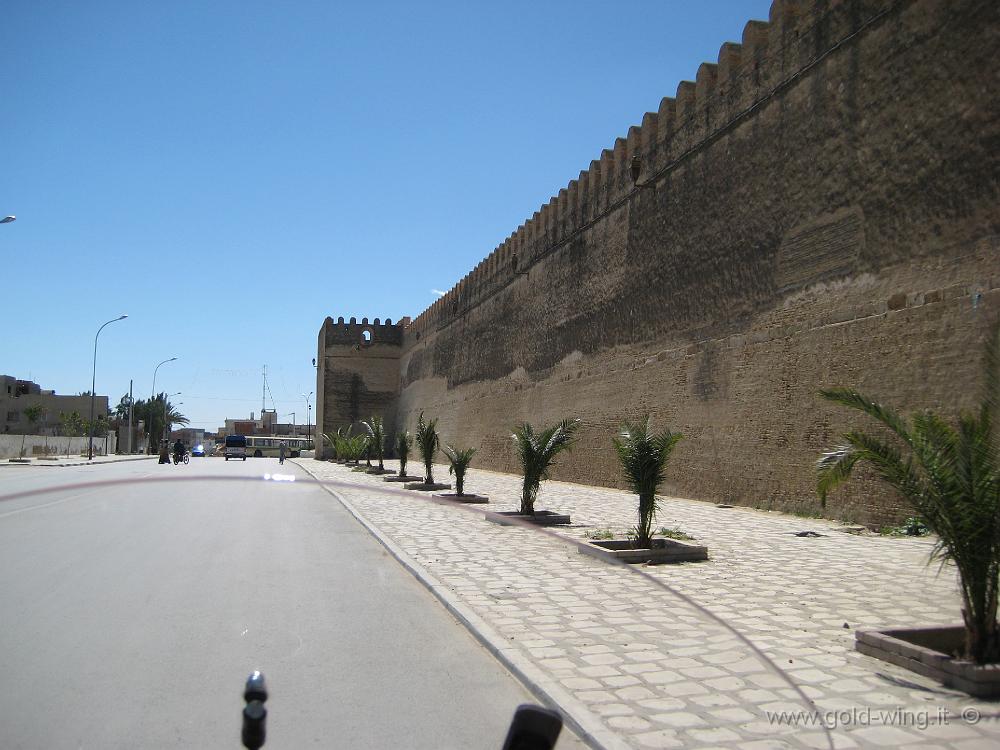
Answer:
[0,458,584,749]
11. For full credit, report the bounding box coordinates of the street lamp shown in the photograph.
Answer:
[1,215,15,224]
[149,357,177,453]
[303,391,313,447]
[88,315,128,460]
[163,392,181,442]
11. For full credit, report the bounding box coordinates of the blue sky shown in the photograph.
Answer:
[2,0,771,430]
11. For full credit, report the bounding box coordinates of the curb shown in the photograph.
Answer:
[293,460,629,750]
[1,455,158,468]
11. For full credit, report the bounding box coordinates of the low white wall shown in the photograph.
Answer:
[0,434,118,459]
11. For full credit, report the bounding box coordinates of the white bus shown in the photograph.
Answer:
[244,436,311,458]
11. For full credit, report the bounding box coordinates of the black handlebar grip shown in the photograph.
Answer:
[501,704,563,750]
[242,671,268,749]
[244,671,268,702]
[242,701,267,749]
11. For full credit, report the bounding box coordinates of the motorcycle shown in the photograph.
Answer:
[172,450,190,465]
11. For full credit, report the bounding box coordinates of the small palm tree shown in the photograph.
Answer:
[443,445,477,496]
[397,430,413,476]
[348,433,369,464]
[613,417,683,548]
[512,419,581,515]
[362,416,386,470]
[416,412,439,484]
[817,326,1000,664]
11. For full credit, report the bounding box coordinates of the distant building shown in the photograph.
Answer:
[1,375,109,435]
[170,427,212,448]
[220,409,311,440]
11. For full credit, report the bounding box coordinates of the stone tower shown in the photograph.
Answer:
[314,316,409,457]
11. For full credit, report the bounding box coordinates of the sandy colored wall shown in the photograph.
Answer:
[391,0,1000,526]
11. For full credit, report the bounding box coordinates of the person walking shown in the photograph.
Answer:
[278,441,286,465]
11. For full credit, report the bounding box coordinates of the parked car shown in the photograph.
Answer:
[191,444,205,457]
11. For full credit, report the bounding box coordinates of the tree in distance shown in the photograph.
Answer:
[362,415,386,471]
[416,412,440,484]
[397,429,413,476]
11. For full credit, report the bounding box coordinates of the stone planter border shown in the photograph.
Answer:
[404,481,452,492]
[486,510,571,526]
[384,474,423,483]
[579,537,708,564]
[366,467,395,475]
[855,625,1000,698]
[432,493,489,504]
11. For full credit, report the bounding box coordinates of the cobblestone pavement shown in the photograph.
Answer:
[293,458,1000,750]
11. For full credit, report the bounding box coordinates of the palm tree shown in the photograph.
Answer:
[817,326,1000,664]
[397,430,413,476]
[443,445,477,496]
[416,412,439,484]
[512,419,581,515]
[163,400,189,434]
[335,428,368,465]
[613,417,683,548]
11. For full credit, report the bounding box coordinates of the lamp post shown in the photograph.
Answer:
[88,315,128,460]
[163,392,181,442]
[303,391,313,448]
[149,357,177,453]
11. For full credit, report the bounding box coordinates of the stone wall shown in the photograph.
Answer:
[0,434,118,460]
[323,0,1000,525]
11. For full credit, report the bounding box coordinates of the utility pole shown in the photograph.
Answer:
[127,379,134,454]
[262,365,266,414]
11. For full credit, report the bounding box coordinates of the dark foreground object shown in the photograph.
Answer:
[501,704,563,750]
[579,538,708,564]
[242,671,268,749]
[486,510,571,526]
[241,673,563,749]
[855,626,1000,698]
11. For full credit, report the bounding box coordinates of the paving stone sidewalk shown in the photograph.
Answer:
[294,458,1000,750]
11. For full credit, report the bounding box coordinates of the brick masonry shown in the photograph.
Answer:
[317,0,1000,527]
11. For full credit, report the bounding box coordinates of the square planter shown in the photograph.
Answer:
[404,481,452,492]
[579,537,708,564]
[384,474,423,483]
[855,625,1000,698]
[486,510,571,526]
[432,493,489,504]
